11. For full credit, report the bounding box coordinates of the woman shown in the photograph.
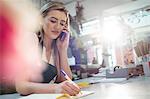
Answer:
[16,1,80,96]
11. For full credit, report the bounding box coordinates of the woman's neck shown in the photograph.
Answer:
[43,35,53,50]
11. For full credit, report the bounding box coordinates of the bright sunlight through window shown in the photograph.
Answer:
[102,16,124,43]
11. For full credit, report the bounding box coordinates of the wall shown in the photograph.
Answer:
[65,0,131,21]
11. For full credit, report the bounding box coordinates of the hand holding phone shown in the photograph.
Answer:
[56,29,69,52]
[59,32,67,41]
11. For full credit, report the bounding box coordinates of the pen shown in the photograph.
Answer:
[61,70,82,94]
[61,69,72,81]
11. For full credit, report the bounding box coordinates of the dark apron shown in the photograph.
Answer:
[41,62,57,83]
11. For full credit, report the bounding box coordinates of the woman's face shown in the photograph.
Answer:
[43,10,67,39]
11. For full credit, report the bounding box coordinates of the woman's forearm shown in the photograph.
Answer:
[59,51,72,80]
[16,81,56,95]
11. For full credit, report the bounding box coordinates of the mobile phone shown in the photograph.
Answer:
[59,32,66,41]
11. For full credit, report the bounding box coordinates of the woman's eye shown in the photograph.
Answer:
[50,19,57,23]
[60,22,65,26]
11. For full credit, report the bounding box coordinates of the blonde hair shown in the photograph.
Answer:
[40,1,68,17]
[37,1,70,44]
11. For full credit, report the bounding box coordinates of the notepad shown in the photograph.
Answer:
[19,91,94,99]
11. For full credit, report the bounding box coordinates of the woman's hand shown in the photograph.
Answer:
[56,28,70,53]
[54,80,81,96]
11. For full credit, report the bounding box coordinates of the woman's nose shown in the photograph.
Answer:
[54,22,61,30]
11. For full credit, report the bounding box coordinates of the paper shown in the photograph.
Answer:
[99,78,127,83]
[19,94,62,99]
[19,91,94,99]
[72,91,94,98]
